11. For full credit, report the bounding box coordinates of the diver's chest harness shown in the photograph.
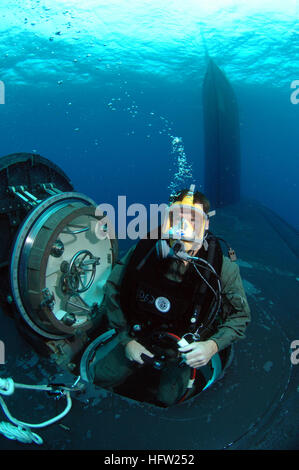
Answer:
[120,233,224,345]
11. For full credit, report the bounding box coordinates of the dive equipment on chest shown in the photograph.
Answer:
[120,233,223,338]
[155,296,171,313]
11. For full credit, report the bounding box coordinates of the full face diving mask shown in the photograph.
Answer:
[161,185,209,252]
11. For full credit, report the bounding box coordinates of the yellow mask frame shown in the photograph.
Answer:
[161,185,209,248]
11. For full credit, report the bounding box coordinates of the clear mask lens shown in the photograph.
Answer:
[162,204,207,244]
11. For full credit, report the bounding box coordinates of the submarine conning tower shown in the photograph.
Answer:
[202,58,241,208]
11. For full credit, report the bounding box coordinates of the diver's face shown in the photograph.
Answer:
[165,203,209,251]
[183,212,209,252]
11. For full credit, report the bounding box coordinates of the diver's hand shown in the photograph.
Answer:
[125,340,154,365]
[178,340,218,368]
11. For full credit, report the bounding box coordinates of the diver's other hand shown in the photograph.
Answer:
[125,340,154,365]
[178,340,218,368]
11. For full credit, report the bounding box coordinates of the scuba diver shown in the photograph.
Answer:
[91,185,251,407]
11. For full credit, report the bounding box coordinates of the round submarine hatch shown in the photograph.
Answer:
[0,153,117,368]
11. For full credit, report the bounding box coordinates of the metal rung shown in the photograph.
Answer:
[39,183,62,196]
[20,186,41,204]
[8,186,34,206]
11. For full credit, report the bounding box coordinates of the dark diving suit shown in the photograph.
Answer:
[92,233,251,406]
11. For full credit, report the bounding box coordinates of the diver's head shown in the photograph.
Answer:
[161,185,211,254]
[169,187,211,215]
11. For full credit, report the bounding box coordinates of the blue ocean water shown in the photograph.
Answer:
[0,0,298,238]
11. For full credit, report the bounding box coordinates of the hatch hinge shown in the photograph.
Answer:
[37,183,62,196]
[8,185,41,206]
